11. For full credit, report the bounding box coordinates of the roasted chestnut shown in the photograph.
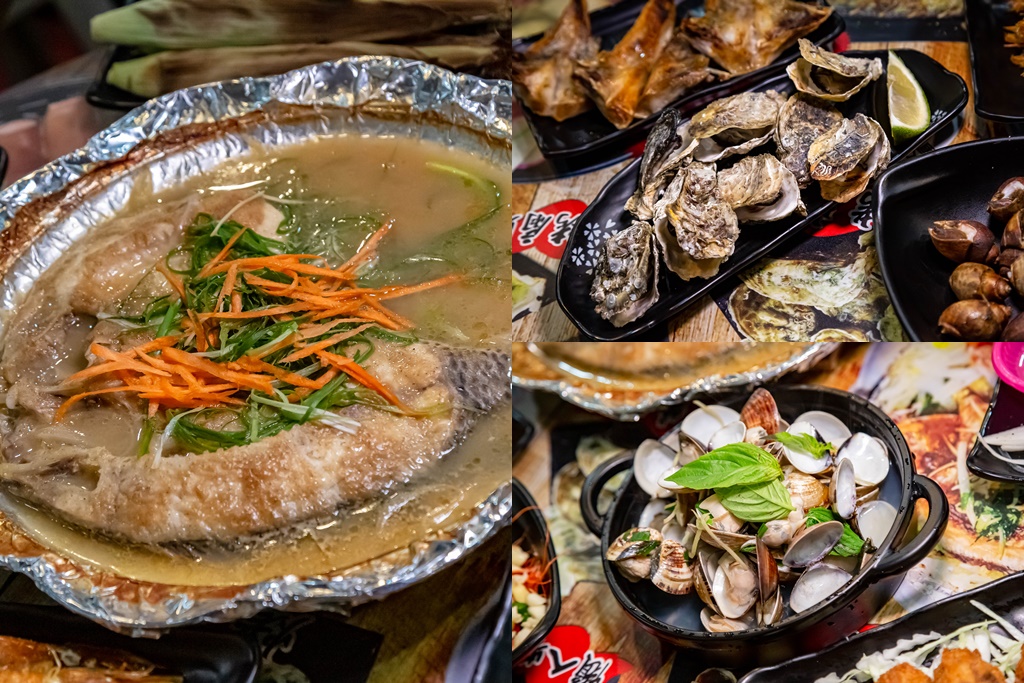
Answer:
[1003,313,1024,341]
[996,248,1022,277]
[949,262,1011,300]
[989,176,1024,222]
[929,220,998,264]
[938,300,1012,340]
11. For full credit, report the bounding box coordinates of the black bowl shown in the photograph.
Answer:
[512,478,561,666]
[874,137,1024,341]
[967,379,1024,483]
[579,385,947,666]
[0,145,7,186]
[741,571,1024,682]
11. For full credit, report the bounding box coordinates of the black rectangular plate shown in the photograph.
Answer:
[516,0,844,159]
[966,0,1024,124]
[967,379,1024,483]
[556,49,968,341]
[0,603,258,683]
[740,572,1024,683]
[873,136,1024,341]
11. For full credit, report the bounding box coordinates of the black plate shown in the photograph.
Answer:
[741,571,1024,682]
[967,379,1024,483]
[874,137,1024,341]
[517,0,844,159]
[511,478,561,667]
[557,49,968,341]
[966,0,1024,126]
[0,603,258,682]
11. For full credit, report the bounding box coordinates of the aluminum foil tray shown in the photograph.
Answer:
[0,56,511,635]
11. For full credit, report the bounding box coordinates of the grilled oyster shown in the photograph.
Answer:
[591,220,661,326]
[657,161,739,280]
[680,90,786,162]
[636,29,724,119]
[787,40,883,102]
[808,113,891,204]
[625,109,694,220]
[774,93,843,188]
[682,0,832,75]
[717,154,806,223]
[574,0,675,129]
[511,0,599,121]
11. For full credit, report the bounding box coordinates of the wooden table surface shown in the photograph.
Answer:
[512,40,981,342]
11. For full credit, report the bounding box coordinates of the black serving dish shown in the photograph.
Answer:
[874,136,1024,341]
[965,0,1024,132]
[0,146,7,186]
[0,603,258,682]
[512,478,561,667]
[516,0,844,159]
[579,385,948,666]
[514,410,535,460]
[740,571,1024,682]
[557,49,967,341]
[967,379,1024,483]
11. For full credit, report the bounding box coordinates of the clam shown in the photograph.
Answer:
[784,471,829,510]
[694,547,721,610]
[808,113,891,204]
[989,176,1024,222]
[780,420,831,474]
[676,431,708,465]
[829,458,858,520]
[701,608,756,633]
[786,39,883,102]
[744,426,769,446]
[790,562,852,613]
[835,433,890,487]
[739,388,784,434]
[682,405,741,449]
[652,539,695,594]
[699,493,745,533]
[708,421,748,451]
[855,484,880,506]
[717,155,806,223]
[856,500,897,548]
[782,521,844,568]
[756,536,782,627]
[633,439,677,499]
[760,517,796,548]
[692,523,756,551]
[607,527,662,582]
[639,499,669,529]
[711,553,758,619]
[791,410,852,446]
[679,90,787,162]
[590,220,661,327]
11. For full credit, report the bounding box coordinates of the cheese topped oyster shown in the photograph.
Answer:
[787,39,884,103]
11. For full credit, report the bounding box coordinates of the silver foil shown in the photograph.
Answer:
[0,57,511,634]
[513,343,839,420]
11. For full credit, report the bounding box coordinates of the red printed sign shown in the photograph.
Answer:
[513,200,588,260]
[519,625,633,683]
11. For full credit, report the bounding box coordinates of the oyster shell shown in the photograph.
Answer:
[774,93,843,188]
[787,39,883,102]
[717,154,806,223]
[680,90,787,162]
[637,29,725,119]
[808,114,891,204]
[625,109,694,221]
[590,220,661,326]
[656,161,740,280]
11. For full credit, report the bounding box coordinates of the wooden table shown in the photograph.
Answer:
[512,40,982,342]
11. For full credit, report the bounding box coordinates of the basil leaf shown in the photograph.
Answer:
[717,479,794,522]
[806,507,866,557]
[771,432,833,459]
[626,530,651,542]
[665,443,783,490]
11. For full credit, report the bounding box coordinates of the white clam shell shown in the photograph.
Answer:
[782,420,832,474]
[789,563,852,613]
[830,458,858,520]
[792,410,852,446]
[709,421,747,451]
[857,500,897,547]
[639,499,669,528]
[633,439,677,499]
[682,405,741,448]
[836,432,890,486]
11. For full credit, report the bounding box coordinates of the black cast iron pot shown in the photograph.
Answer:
[580,385,948,667]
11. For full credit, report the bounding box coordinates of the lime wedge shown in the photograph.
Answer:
[887,51,930,144]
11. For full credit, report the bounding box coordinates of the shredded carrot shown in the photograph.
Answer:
[339,220,393,274]
[155,261,186,301]
[56,386,138,421]
[315,349,414,413]
[215,263,239,313]
[233,356,322,389]
[279,323,374,363]
[378,274,462,300]
[199,225,249,278]
[201,302,308,320]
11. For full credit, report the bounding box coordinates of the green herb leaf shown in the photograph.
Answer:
[626,530,651,542]
[664,443,783,490]
[632,540,661,558]
[805,507,866,557]
[770,431,833,459]
[716,479,794,522]
[515,602,531,619]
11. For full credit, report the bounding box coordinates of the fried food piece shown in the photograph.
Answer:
[635,29,722,119]
[574,0,675,128]
[511,0,598,121]
[877,662,933,683]
[934,648,1005,683]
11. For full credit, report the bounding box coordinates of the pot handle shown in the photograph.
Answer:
[579,452,633,537]
[874,474,949,578]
